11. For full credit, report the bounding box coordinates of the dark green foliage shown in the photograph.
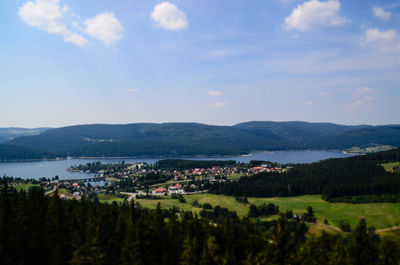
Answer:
[327,194,400,203]
[340,221,352,232]
[70,161,129,172]
[171,194,186,203]
[0,127,49,144]
[202,203,213,210]
[210,148,400,201]
[0,179,399,265]
[248,203,279,218]
[155,159,236,170]
[234,196,249,204]
[0,144,51,161]
[199,205,238,223]
[137,172,171,186]
[301,206,316,223]
[2,122,400,160]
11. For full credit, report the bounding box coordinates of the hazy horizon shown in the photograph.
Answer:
[1,0,399,127]
[0,119,397,130]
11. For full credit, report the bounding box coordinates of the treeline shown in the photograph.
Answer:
[70,161,129,173]
[4,122,400,161]
[0,179,399,265]
[0,144,52,161]
[248,203,279,218]
[155,159,237,170]
[210,148,400,202]
[137,172,171,186]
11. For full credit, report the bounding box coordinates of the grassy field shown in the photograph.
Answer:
[381,162,400,173]
[98,193,127,204]
[11,183,40,192]
[58,188,73,197]
[136,194,400,229]
[377,229,400,246]
[227,174,245,181]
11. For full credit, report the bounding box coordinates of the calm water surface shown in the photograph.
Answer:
[0,150,352,180]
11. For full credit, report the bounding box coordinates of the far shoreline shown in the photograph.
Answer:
[0,149,356,163]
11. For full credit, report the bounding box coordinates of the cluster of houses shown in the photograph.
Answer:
[152,183,184,195]
[43,161,288,200]
[249,164,288,174]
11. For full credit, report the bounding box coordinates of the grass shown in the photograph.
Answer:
[136,194,250,216]
[58,188,73,197]
[98,193,127,204]
[307,223,344,237]
[248,195,400,229]
[377,228,400,247]
[227,174,244,181]
[381,162,400,173]
[136,194,400,229]
[12,183,39,192]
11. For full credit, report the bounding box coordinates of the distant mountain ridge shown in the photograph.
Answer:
[1,121,400,160]
[0,127,50,144]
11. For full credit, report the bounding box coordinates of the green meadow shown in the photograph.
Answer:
[11,183,40,192]
[98,193,127,204]
[381,162,400,173]
[136,194,400,230]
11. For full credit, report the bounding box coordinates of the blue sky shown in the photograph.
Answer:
[1,0,399,127]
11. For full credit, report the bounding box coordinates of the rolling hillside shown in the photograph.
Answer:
[2,121,400,160]
[0,127,50,143]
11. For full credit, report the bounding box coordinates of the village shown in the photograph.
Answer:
[35,160,289,200]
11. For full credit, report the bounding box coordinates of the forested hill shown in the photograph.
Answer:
[1,121,400,160]
[0,127,49,144]
[210,148,400,203]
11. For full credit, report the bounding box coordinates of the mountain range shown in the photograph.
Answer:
[0,121,400,161]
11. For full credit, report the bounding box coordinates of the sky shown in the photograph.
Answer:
[1,0,400,128]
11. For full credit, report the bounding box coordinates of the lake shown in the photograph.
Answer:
[0,150,352,180]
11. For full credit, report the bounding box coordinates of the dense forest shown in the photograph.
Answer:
[0,179,399,265]
[0,144,52,161]
[155,159,237,170]
[70,161,130,173]
[0,127,49,144]
[1,122,400,160]
[210,148,400,203]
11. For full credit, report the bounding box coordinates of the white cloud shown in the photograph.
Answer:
[284,0,347,31]
[213,101,227,108]
[151,2,188,30]
[354,86,371,94]
[366,28,397,42]
[366,28,399,51]
[205,48,244,59]
[19,0,87,46]
[347,86,378,112]
[62,4,69,13]
[128,88,139,93]
[372,7,391,20]
[84,12,124,45]
[64,32,88,46]
[208,91,222,96]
